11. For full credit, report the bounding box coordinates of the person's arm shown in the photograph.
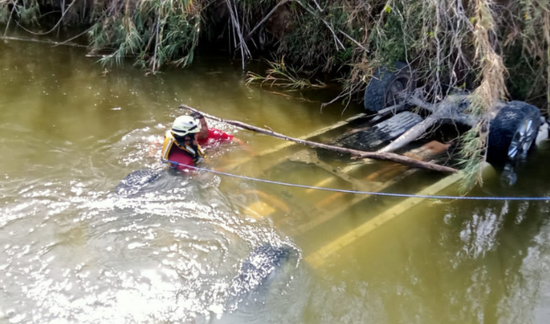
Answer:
[231,137,254,155]
[208,128,254,154]
[191,112,210,141]
[190,111,254,154]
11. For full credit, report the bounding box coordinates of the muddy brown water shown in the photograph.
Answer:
[1,38,550,324]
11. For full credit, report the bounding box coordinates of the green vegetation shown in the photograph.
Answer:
[1,0,550,187]
[245,58,326,90]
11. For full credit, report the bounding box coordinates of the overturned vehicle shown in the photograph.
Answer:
[337,62,549,185]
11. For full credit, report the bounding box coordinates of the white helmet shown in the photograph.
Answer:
[171,116,201,137]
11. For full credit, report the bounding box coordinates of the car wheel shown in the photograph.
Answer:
[487,101,541,167]
[363,62,416,112]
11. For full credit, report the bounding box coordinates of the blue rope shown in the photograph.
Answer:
[168,161,550,201]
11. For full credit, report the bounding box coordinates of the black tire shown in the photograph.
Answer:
[487,101,541,167]
[363,62,417,112]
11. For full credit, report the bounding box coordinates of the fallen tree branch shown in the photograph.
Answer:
[337,29,369,53]
[180,104,458,173]
[14,0,77,36]
[52,27,92,47]
[0,35,88,48]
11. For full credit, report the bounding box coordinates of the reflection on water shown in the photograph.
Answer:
[1,37,550,323]
[0,39,320,323]
[0,171,306,323]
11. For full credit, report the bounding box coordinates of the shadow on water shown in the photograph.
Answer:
[112,168,310,324]
[205,244,305,324]
[0,162,310,323]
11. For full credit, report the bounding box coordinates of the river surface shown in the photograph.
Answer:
[1,37,550,324]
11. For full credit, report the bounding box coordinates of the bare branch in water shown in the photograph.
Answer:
[180,104,458,174]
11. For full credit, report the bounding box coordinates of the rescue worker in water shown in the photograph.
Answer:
[161,115,205,171]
